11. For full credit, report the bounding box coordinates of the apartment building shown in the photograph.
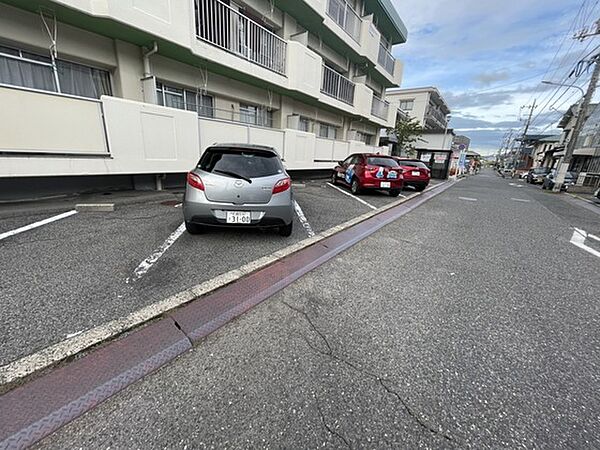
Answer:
[382,86,453,178]
[0,0,407,196]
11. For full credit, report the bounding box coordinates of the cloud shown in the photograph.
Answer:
[473,71,510,86]
[388,0,589,150]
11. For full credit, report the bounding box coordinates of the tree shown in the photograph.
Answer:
[388,116,424,157]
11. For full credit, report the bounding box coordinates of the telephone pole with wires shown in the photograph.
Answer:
[515,100,537,172]
[554,20,600,192]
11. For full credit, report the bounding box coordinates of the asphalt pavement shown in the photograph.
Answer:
[34,170,600,448]
[0,180,428,367]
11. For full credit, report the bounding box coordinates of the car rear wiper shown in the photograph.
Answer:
[214,169,252,184]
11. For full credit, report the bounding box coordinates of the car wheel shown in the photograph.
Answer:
[331,171,338,185]
[541,183,546,190]
[185,221,205,234]
[279,222,293,237]
[351,178,361,195]
[389,189,401,197]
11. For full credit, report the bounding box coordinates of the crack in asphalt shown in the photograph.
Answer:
[281,300,456,445]
[316,400,353,449]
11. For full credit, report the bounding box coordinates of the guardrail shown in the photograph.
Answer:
[326,0,361,42]
[371,95,389,120]
[377,42,395,75]
[195,0,287,75]
[321,65,355,105]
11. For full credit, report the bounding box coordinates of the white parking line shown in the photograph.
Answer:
[126,221,186,283]
[458,197,478,202]
[293,200,315,237]
[570,228,600,259]
[0,210,78,242]
[400,193,408,198]
[511,198,531,203]
[326,183,377,210]
[174,203,182,208]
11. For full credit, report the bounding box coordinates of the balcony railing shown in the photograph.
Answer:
[371,95,389,120]
[321,65,355,105]
[427,106,449,128]
[326,0,361,42]
[377,42,395,75]
[195,0,287,75]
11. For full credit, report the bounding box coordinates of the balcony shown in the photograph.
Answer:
[371,95,389,120]
[377,42,395,75]
[321,65,355,105]
[326,0,362,42]
[195,0,287,75]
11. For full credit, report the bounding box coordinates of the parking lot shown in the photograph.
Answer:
[0,178,440,368]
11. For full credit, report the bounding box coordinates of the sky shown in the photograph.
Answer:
[391,0,600,155]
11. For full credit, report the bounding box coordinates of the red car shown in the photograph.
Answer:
[332,153,404,197]
[393,158,431,191]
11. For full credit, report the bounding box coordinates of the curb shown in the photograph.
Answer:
[0,181,451,389]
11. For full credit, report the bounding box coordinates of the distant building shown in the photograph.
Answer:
[381,86,453,178]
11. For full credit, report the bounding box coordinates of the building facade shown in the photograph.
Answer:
[0,0,407,195]
[382,86,453,178]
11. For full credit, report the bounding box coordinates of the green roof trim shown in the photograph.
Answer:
[376,0,408,43]
[363,0,407,44]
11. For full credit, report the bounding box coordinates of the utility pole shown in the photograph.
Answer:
[516,100,537,172]
[554,20,600,192]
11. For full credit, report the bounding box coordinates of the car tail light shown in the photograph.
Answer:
[187,172,204,191]
[272,177,291,194]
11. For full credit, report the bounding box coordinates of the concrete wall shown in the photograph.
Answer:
[0,85,108,155]
[420,132,452,151]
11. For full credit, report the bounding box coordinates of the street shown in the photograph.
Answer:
[29,171,600,449]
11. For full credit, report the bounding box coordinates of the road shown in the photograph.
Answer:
[26,171,600,448]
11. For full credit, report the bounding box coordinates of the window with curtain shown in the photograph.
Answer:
[299,117,311,132]
[0,44,111,99]
[240,103,273,127]
[318,122,338,139]
[156,81,214,117]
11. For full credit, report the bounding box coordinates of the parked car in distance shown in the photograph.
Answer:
[183,144,294,236]
[519,170,531,179]
[392,157,430,191]
[541,170,577,191]
[527,167,551,184]
[332,153,404,196]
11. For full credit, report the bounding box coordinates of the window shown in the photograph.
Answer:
[199,147,284,178]
[0,44,111,98]
[366,157,399,167]
[299,117,311,132]
[240,103,273,127]
[355,131,373,145]
[399,99,414,111]
[318,123,338,139]
[156,81,214,117]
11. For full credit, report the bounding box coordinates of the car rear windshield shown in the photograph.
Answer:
[533,168,550,174]
[366,157,399,167]
[199,148,284,178]
[397,160,428,169]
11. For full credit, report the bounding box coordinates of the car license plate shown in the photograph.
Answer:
[412,171,420,176]
[380,181,391,188]
[226,211,251,224]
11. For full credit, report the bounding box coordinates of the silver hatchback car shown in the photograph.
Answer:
[183,144,294,236]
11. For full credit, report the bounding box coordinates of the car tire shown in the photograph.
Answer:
[389,189,401,197]
[279,222,293,237]
[331,171,338,185]
[541,183,546,190]
[351,178,361,195]
[185,221,205,234]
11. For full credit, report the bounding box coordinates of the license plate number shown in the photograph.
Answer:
[226,211,251,224]
[380,181,391,188]
[412,171,420,176]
